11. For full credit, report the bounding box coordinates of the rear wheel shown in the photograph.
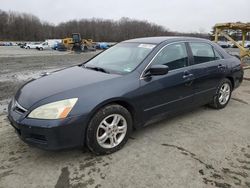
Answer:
[86,104,132,155]
[209,78,232,109]
[40,47,43,51]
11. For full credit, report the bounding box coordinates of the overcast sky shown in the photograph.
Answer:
[1,0,250,33]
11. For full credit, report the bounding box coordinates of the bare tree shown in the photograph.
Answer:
[0,9,209,41]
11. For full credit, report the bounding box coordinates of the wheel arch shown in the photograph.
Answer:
[95,98,136,123]
[226,76,235,90]
[85,98,139,133]
[81,98,138,146]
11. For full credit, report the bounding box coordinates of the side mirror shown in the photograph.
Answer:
[145,64,169,77]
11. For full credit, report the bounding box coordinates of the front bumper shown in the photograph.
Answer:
[8,101,88,150]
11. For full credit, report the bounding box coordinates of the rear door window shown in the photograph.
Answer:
[189,43,216,64]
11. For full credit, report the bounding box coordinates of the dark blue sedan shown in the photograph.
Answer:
[8,37,244,154]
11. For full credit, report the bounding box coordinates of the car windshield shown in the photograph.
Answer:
[84,42,156,74]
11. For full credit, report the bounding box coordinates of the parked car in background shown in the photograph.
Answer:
[52,42,59,50]
[229,40,250,48]
[8,37,243,155]
[240,40,250,48]
[19,43,27,48]
[217,41,230,48]
[230,42,238,48]
[246,43,250,48]
[228,42,234,48]
[37,39,62,50]
[96,42,109,49]
[56,43,67,51]
[25,42,41,49]
[45,39,62,48]
[36,42,51,50]
[0,42,13,46]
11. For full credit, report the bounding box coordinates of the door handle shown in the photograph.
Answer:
[218,64,226,69]
[183,73,194,79]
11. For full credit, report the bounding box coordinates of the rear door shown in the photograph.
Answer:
[137,42,195,119]
[187,42,227,105]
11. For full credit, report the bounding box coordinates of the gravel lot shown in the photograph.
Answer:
[1,46,250,188]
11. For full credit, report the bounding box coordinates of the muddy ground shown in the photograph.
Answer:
[1,46,250,188]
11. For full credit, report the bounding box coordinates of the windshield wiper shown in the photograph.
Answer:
[83,65,110,74]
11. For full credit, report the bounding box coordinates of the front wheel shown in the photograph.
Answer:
[86,104,132,155]
[209,78,232,109]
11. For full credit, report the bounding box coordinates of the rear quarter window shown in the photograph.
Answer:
[213,48,223,60]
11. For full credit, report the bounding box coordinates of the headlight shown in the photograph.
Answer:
[28,98,78,119]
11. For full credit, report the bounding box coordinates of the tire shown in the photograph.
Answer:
[27,46,30,49]
[40,47,43,51]
[86,104,132,155]
[209,78,232,109]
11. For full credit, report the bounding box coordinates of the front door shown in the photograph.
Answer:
[137,42,195,121]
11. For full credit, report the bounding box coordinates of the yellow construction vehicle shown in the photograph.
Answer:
[214,22,250,60]
[62,38,74,50]
[62,34,96,51]
[71,33,96,52]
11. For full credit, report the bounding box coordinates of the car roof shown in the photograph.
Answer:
[123,36,210,44]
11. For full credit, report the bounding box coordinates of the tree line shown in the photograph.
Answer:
[0,9,209,42]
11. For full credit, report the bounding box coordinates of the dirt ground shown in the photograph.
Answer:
[1,46,250,188]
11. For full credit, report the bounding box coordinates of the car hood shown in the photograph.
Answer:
[16,66,120,109]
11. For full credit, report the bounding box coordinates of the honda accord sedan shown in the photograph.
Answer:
[8,37,244,155]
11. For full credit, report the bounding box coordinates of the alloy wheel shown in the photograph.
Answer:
[218,83,231,105]
[96,114,127,149]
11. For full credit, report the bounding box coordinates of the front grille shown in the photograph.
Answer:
[26,134,47,145]
[12,100,27,114]
[29,134,47,141]
[15,105,26,114]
